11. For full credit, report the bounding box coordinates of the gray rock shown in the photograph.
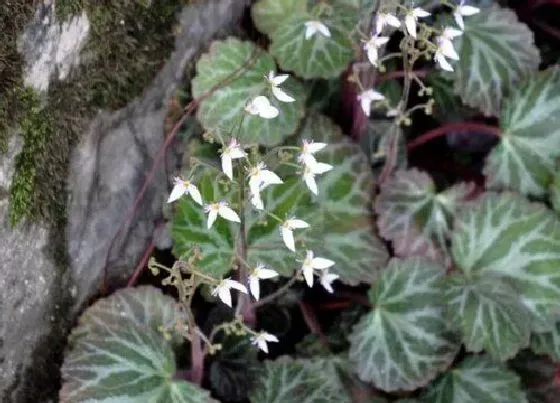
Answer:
[0,0,247,401]
[18,0,90,92]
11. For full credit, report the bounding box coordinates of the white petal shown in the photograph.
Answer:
[359,96,372,116]
[187,184,203,205]
[413,7,430,17]
[260,170,283,185]
[303,172,318,195]
[229,147,247,159]
[272,74,289,85]
[375,18,384,35]
[287,219,309,229]
[217,286,232,307]
[320,272,339,294]
[375,36,390,46]
[317,22,331,37]
[272,86,295,103]
[439,39,459,60]
[302,265,314,287]
[366,45,379,66]
[310,162,333,174]
[405,15,417,38]
[460,5,480,16]
[167,182,186,203]
[304,23,317,39]
[264,333,279,342]
[207,209,218,229]
[249,276,260,300]
[251,96,279,119]
[258,104,280,119]
[386,14,401,28]
[256,337,269,353]
[225,278,248,293]
[281,227,296,251]
[435,52,454,72]
[299,153,318,167]
[221,154,233,180]
[454,12,464,30]
[250,192,264,210]
[443,27,463,39]
[311,257,335,269]
[218,204,241,223]
[305,141,327,154]
[257,268,278,279]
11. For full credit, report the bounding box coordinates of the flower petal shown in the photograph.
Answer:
[287,219,309,229]
[303,172,318,195]
[264,333,279,342]
[257,268,279,279]
[454,12,464,30]
[221,154,233,180]
[304,22,317,40]
[225,278,248,293]
[260,169,284,185]
[281,227,296,251]
[386,14,401,28]
[218,204,241,223]
[413,7,430,17]
[310,162,333,174]
[317,22,331,37]
[250,192,264,210]
[304,141,327,154]
[302,265,314,287]
[435,52,454,72]
[167,182,186,203]
[217,286,232,307]
[439,39,459,60]
[366,44,379,66]
[249,276,260,300]
[272,74,289,85]
[207,209,218,229]
[187,184,203,205]
[405,14,417,38]
[311,257,335,269]
[272,86,295,103]
[460,5,480,16]
[256,336,269,353]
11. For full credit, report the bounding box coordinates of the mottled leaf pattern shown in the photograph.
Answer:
[348,258,459,391]
[485,68,560,196]
[250,356,350,402]
[192,38,305,146]
[422,355,527,403]
[247,114,388,285]
[452,5,540,116]
[451,192,560,332]
[531,322,560,360]
[445,275,531,361]
[376,169,475,263]
[551,169,560,214]
[251,0,306,35]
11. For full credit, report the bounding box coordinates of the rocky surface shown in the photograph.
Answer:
[0,0,247,401]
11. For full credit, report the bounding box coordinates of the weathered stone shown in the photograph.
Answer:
[0,0,247,401]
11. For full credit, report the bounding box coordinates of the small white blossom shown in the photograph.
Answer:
[167,177,203,205]
[440,26,463,43]
[358,89,385,117]
[404,7,430,38]
[301,250,335,287]
[266,71,295,103]
[304,20,331,40]
[245,96,279,119]
[298,139,327,167]
[376,13,401,34]
[363,34,390,67]
[320,269,340,293]
[251,331,279,353]
[302,162,333,195]
[221,138,247,180]
[280,218,309,252]
[434,34,460,72]
[454,0,480,30]
[204,201,240,229]
[248,263,279,300]
[212,278,248,307]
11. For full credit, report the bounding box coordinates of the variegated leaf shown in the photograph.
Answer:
[348,258,459,391]
[451,192,560,332]
[530,322,560,360]
[485,68,560,196]
[451,4,540,116]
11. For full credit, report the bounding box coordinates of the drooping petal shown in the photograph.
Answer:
[258,104,280,119]
[359,95,372,117]
[435,52,454,72]
[320,271,339,293]
[225,278,248,293]
[206,207,219,229]
[221,154,233,180]
[405,14,417,38]
[250,192,264,210]
[302,264,314,287]
[217,285,232,307]
[280,227,296,252]
[249,276,260,300]
[454,12,464,30]
[304,22,318,39]
[316,22,331,37]
[386,13,401,28]
[272,86,295,103]
[439,39,459,60]
[303,171,318,195]
[365,44,379,66]
[218,204,241,223]
[167,181,186,203]
[187,183,203,205]
[311,257,335,269]
[256,336,269,353]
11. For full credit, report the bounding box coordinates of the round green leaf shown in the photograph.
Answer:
[250,356,350,402]
[445,275,531,361]
[247,113,388,285]
[422,355,527,403]
[270,14,354,79]
[376,169,475,263]
[251,0,307,36]
[61,321,214,402]
[485,69,560,196]
[348,258,459,392]
[191,37,305,146]
[451,192,560,332]
[531,322,560,360]
[451,4,540,116]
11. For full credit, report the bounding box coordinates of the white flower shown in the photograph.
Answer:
[304,20,331,40]
[280,218,309,252]
[250,192,264,210]
[221,138,247,180]
[298,139,327,167]
[320,269,340,294]
[376,13,401,34]
[245,96,279,119]
[434,34,460,72]
[358,89,385,117]
[204,201,241,229]
[248,263,279,300]
[440,26,463,43]
[362,34,390,67]
[266,71,295,103]
[167,177,203,205]
[301,250,335,287]
[404,7,430,38]
[453,0,480,30]
[302,162,333,195]
[212,278,248,307]
[248,162,283,210]
[250,331,279,353]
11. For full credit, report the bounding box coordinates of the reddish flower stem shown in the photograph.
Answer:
[376,69,430,84]
[407,122,501,151]
[298,301,329,347]
[126,221,165,287]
